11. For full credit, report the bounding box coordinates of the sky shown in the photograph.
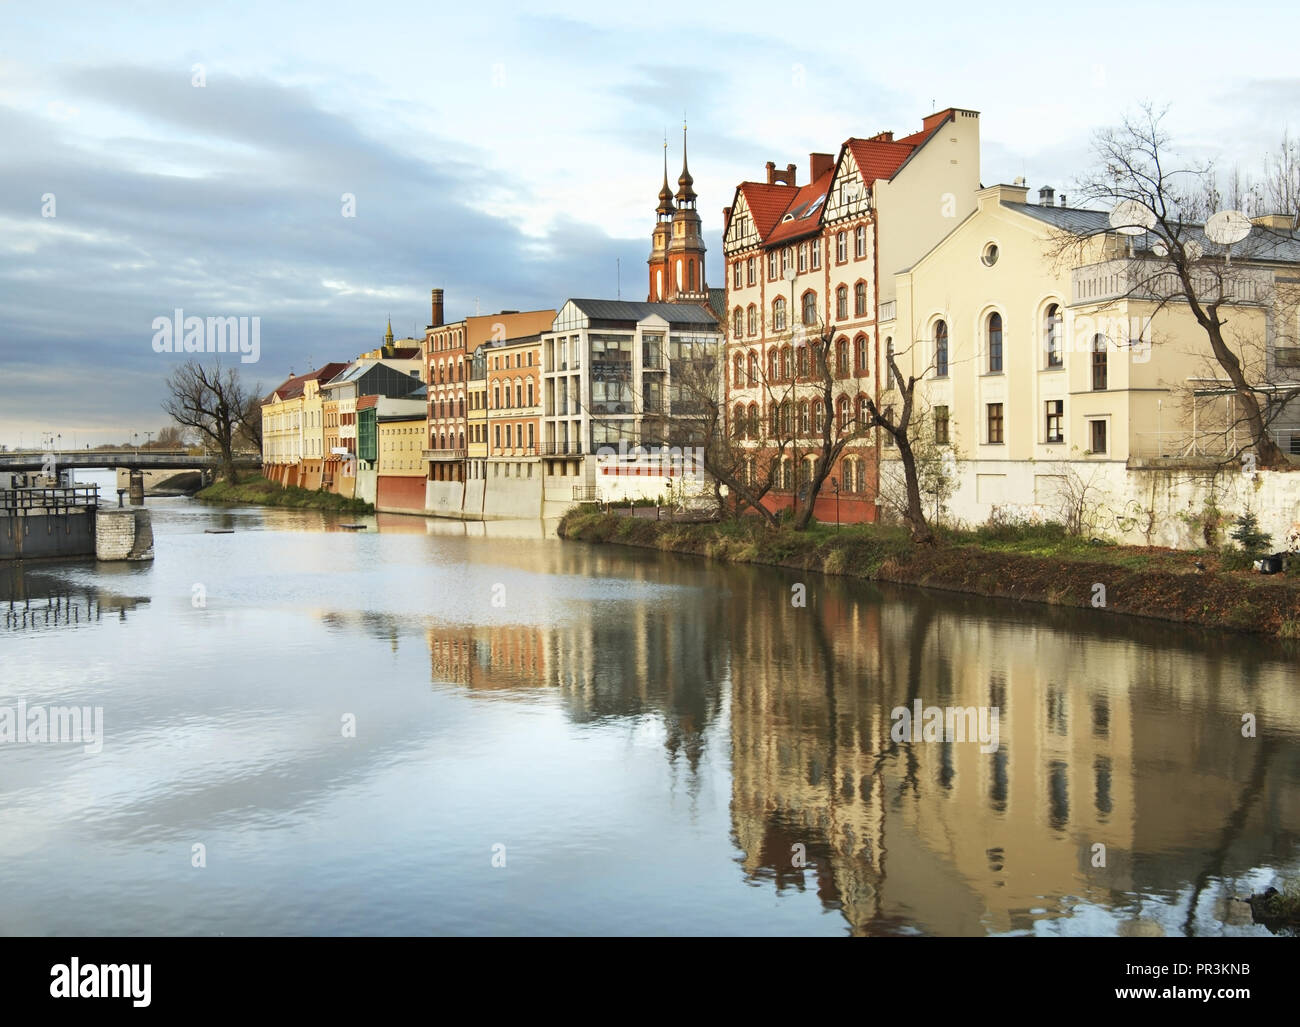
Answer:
[2,0,1298,447]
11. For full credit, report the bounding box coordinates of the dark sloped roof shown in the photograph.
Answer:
[1007,202,1300,263]
[565,298,719,327]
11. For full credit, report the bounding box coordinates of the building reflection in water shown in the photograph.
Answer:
[725,572,1300,935]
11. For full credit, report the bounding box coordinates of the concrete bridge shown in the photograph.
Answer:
[0,450,260,472]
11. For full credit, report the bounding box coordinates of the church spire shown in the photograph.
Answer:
[676,121,696,205]
[656,134,674,218]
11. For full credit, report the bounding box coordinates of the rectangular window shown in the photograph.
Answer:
[836,232,847,263]
[811,242,821,270]
[987,403,1004,445]
[781,247,791,275]
[768,252,778,280]
[732,261,742,289]
[494,424,501,448]
[934,406,950,445]
[1046,400,1064,443]
[798,243,807,273]
[747,257,756,286]
[1092,343,1108,390]
[855,225,866,259]
[1090,419,1108,454]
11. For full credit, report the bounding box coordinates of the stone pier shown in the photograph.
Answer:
[95,508,154,561]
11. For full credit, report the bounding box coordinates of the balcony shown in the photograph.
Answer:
[422,449,466,462]
[878,299,896,323]
[1071,259,1273,307]
[541,442,585,456]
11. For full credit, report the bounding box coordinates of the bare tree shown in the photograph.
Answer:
[1068,105,1300,467]
[162,360,255,484]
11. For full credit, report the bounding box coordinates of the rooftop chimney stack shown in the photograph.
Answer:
[809,152,834,181]
[1039,186,1055,207]
[1059,193,1066,207]
[431,288,444,327]
[765,161,798,187]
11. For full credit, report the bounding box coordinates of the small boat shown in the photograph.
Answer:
[204,528,235,534]
[337,523,367,530]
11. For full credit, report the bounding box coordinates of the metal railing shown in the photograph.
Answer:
[1,485,100,513]
[878,299,896,322]
[542,442,585,455]
[572,485,600,502]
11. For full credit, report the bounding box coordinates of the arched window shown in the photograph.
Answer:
[812,399,824,434]
[854,334,867,374]
[836,285,848,321]
[988,312,1003,373]
[733,354,744,387]
[733,308,744,339]
[797,345,809,378]
[856,394,869,429]
[801,455,816,487]
[768,348,779,381]
[1045,303,1063,368]
[748,351,758,386]
[747,304,758,336]
[772,297,786,332]
[854,281,867,317]
[688,258,696,291]
[780,400,792,436]
[1092,334,1108,390]
[798,400,809,435]
[458,432,465,450]
[837,395,850,429]
[747,404,758,439]
[733,404,746,437]
[836,337,849,377]
[782,346,793,380]
[885,337,895,388]
[458,398,465,417]
[802,290,818,326]
[935,320,949,377]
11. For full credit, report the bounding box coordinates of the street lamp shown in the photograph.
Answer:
[831,476,840,530]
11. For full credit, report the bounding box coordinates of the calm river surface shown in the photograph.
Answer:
[2,471,1298,936]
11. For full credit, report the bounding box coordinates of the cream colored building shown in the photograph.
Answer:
[882,182,1300,533]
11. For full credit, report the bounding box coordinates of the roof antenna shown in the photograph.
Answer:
[617,257,621,299]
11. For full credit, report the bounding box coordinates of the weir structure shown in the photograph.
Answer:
[0,484,154,562]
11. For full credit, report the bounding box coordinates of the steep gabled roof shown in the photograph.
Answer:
[735,181,795,239]
[764,170,835,246]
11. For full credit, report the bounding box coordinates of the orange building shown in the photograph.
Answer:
[485,333,544,481]
[424,296,555,484]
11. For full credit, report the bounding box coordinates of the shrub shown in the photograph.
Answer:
[1229,511,1272,556]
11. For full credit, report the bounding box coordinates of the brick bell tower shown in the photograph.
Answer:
[648,124,708,302]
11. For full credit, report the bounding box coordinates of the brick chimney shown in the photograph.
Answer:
[765,161,797,187]
[722,206,733,234]
[809,152,834,181]
[1038,186,1055,207]
[430,288,444,327]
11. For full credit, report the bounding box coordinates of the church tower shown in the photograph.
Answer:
[648,125,707,303]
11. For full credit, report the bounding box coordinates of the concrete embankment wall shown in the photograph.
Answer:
[377,475,426,514]
[904,462,1300,550]
[354,469,378,507]
[0,509,95,560]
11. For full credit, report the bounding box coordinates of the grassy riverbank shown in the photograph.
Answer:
[558,509,1300,639]
[196,475,374,514]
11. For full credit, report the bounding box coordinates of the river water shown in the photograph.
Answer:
[2,470,1298,936]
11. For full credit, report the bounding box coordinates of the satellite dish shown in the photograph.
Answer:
[1110,200,1156,236]
[1152,241,1168,257]
[1205,209,1252,245]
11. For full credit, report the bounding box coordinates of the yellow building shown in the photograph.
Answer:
[260,363,347,487]
[880,182,1299,534]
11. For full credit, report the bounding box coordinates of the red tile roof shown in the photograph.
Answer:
[736,182,795,239]
[271,361,348,401]
[763,169,835,246]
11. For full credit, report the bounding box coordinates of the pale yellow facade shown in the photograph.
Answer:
[377,417,427,477]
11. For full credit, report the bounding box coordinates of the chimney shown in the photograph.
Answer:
[1038,186,1055,207]
[868,131,894,143]
[1058,193,1067,207]
[765,161,797,187]
[809,152,834,181]
[722,206,733,234]
[430,288,444,327]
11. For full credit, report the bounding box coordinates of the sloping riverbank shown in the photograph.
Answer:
[196,476,374,514]
[558,509,1300,639]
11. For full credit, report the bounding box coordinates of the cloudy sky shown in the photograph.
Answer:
[2,0,1297,446]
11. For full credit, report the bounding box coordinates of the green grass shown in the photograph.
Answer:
[197,475,374,514]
